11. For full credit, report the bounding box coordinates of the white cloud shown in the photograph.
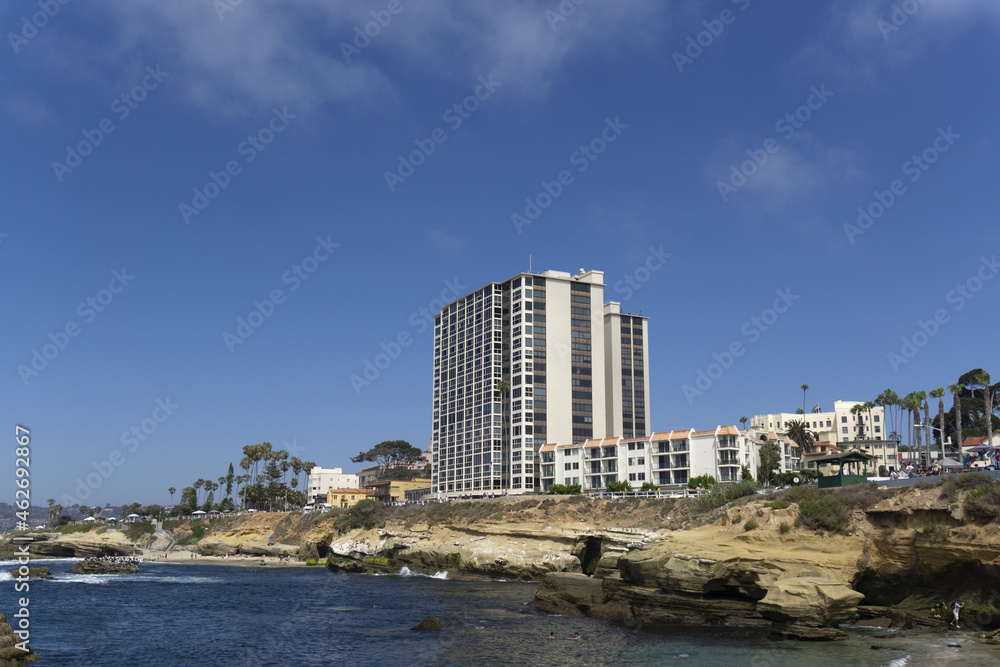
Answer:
[3,93,55,124]
[42,0,667,117]
[790,0,1000,83]
[426,229,466,254]
[707,133,865,207]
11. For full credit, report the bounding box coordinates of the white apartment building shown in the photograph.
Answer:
[306,467,360,504]
[539,426,767,491]
[430,268,650,497]
[752,400,898,473]
[752,400,888,445]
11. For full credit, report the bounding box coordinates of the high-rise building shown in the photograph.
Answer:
[430,268,650,497]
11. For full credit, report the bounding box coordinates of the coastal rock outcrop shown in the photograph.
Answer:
[0,613,37,665]
[71,559,138,575]
[5,568,52,581]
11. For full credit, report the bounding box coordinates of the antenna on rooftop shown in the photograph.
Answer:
[529,254,532,274]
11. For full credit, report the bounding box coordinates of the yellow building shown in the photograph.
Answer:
[365,479,432,503]
[326,488,368,508]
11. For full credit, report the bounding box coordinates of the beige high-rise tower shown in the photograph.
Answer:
[430,268,650,497]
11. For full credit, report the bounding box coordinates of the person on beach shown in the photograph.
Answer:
[566,632,580,640]
[950,600,964,628]
[547,632,556,640]
[932,601,943,618]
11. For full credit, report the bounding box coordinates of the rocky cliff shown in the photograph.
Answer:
[5,483,1000,641]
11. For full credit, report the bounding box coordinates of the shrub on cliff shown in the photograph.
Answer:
[124,521,154,541]
[548,484,582,495]
[796,493,849,533]
[336,500,385,532]
[963,483,1000,523]
[955,472,994,490]
[688,475,716,490]
[694,480,757,512]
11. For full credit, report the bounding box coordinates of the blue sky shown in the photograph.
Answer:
[3,0,998,506]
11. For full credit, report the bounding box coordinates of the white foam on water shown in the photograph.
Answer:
[56,574,113,585]
[0,572,11,582]
[127,574,221,585]
[397,567,448,579]
[887,657,909,667]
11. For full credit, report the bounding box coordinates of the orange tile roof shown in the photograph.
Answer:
[962,432,1000,448]
[717,425,740,435]
[539,443,557,452]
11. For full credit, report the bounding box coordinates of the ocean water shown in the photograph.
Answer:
[0,559,993,666]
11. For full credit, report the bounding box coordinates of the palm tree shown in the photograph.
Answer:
[949,382,964,453]
[785,419,816,452]
[920,392,930,465]
[739,416,748,431]
[930,387,946,460]
[168,487,176,505]
[79,505,89,519]
[193,478,205,505]
[801,384,809,414]
[974,371,994,448]
[850,403,868,441]
[875,389,900,448]
[901,393,918,464]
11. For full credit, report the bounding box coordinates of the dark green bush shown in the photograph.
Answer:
[744,519,758,531]
[797,493,849,532]
[771,500,790,510]
[688,474,716,490]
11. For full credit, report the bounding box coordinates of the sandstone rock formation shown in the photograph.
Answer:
[4,568,51,581]
[0,613,36,665]
[71,560,138,575]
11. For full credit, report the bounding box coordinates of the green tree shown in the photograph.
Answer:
[168,487,176,505]
[757,441,781,487]
[688,474,716,490]
[876,389,901,447]
[930,387,946,459]
[739,416,747,431]
[179,487,197,512]
[974,371,994,448]
[801,384,809,414]
[740,464,753,482]
[606,480,632,492]
[350,440,423,479]
[226,462,235,499]
[639,481,655,492]
[949,382,964,451]
[785,419,816,451]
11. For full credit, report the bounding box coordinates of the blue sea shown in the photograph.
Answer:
[0,559,990,666]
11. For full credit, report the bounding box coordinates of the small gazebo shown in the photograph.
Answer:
[814,450,876,488]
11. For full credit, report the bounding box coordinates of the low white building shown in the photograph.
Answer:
[306,467,360,504]
[538,426,772,492]
[752,400,888,446]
